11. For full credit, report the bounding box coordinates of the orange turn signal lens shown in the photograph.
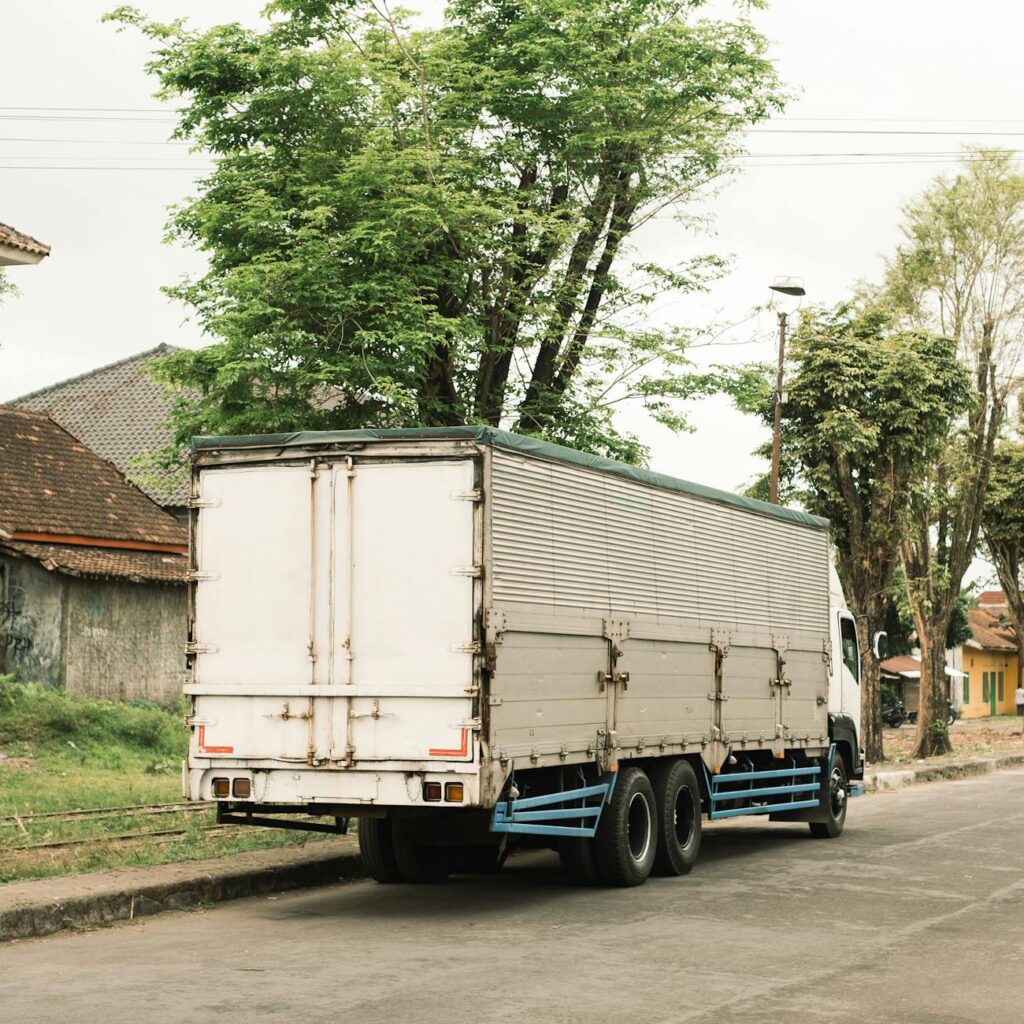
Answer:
[423,781,443,802]
[445,782,464,803]
[232,778,252,799]
[212,777,230,798]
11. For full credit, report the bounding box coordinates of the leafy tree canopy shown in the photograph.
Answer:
[725,302,970,760]
[107,0,784,463]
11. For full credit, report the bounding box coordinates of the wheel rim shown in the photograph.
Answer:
[673,786,696,849]
[627,791,652,863]
[829,766,847,818]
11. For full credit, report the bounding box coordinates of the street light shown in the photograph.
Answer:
[767,276,805,505]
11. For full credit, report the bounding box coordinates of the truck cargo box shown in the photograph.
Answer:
[184,428,842,812]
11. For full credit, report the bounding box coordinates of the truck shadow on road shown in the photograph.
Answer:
[267,825,819,925]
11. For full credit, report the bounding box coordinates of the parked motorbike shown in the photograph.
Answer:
[905,700,959,726]
[882,698,907,728]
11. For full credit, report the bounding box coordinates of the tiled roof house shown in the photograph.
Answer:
[11,344,189,513]
[961,601,1018,718]
[0,221,50,266]
[0,408,187,702]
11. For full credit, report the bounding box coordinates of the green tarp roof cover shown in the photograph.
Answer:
[192,426,830,532]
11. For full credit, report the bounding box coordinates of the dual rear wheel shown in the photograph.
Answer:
[560,760,702,887]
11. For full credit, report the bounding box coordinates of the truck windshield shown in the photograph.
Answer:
[840,616,860,683]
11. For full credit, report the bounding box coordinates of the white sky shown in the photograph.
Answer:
[1,0,1021,545]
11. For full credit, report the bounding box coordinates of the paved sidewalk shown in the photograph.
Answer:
[6,749,1024,944]
[864,751,1024,791]
[0,835,359,943]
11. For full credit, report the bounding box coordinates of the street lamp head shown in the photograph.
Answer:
[769,275,806,316]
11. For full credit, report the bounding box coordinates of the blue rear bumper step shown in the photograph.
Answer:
[491,775,616,838]
[705,760,823,820]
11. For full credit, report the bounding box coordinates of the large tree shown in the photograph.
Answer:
[884,151,1024,757]
[730,305,968,762]
[109,0,784,464]
[982,438,1024,692]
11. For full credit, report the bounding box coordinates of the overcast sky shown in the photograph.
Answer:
[2,0,1023,522]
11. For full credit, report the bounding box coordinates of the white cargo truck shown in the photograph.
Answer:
[184,428,866,886]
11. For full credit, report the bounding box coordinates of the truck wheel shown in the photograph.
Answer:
[593,766,658,887]
[558,837,602,886]
[649,759,702,876]
[392,823,451,883]
[809,756,848,839]
[358,816,404,883]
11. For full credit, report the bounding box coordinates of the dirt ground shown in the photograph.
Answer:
[874,714,1024,767]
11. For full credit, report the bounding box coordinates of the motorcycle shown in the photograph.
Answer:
[905,700,959,726]
[882,698,907,728]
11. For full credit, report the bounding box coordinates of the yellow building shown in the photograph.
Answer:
[961,600,1019,719]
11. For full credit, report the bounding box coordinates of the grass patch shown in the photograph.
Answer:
[0,678,330,883]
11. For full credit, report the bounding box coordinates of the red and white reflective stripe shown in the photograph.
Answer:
[428,728,469,758]
[196,724,234,755]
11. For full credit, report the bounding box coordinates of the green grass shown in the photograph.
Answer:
[0,677,330,883]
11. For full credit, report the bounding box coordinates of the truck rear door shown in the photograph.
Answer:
[189,456,478,768]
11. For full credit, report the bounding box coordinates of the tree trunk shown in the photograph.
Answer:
[912,619,953,758]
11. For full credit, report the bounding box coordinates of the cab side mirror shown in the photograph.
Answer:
[872,631,889,660]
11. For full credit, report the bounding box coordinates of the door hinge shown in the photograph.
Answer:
[451,641,482,654]
[187,497,221,509]
[450,565,483,578]
[185,641,218,655]
[452,489,482,502]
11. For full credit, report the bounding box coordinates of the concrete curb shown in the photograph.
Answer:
[0,836,362,943]
[864,752,1024,792]
[6,752,1024,943]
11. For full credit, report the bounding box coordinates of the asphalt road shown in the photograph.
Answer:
[4,770,1024,1024]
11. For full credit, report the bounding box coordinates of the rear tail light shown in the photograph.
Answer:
[232,778,252,799]
[445,782,464,803]
[212,777,230,798]
[423,781,443,802]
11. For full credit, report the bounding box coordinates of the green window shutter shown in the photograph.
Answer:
[963,673,970,703]
[983,673,989,702]
[999,672,1005,702]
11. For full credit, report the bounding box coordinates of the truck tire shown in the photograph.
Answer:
[593,766,658,887]
[649,759,702,876]
[392,823,451,883]
[558,837,602,886]
[358,816,404,883]
[809,756,848,839]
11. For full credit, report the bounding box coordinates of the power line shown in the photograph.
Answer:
[0,137,190,146]
[0,106,179,113]
[0,165,211,171]
[749,128,1024,137]
[0,115,177,123]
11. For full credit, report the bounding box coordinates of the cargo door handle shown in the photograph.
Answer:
[597,670,630,691]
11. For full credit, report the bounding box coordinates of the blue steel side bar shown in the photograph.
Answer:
[705,758,824,821]
[491,773,616,838]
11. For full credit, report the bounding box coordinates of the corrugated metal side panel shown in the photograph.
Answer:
[491,449,828,634]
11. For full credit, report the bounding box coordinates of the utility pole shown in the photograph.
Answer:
[768,311,787,505]
[766,277,805,505]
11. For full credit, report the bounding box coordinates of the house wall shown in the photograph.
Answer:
[64,578,186,704]
[0,554,187,704]
[0,555,67,687]
[961,648,1018,718]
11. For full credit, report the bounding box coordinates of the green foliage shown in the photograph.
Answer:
[725,303,968,585]
[880,151,1024,756]
[883,569,974,654]
[0,268,15,306]
[0,682,186,760]
[108,0,785,463]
